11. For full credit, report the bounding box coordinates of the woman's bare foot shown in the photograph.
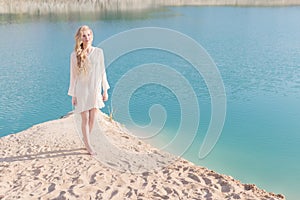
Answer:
[88,150,97,156]
[85,145,97,156]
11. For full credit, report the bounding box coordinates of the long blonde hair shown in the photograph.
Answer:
[74,25,93,74]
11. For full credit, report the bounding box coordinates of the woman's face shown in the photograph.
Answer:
[81,29,93,46]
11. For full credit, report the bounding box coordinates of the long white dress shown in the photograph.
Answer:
[68,47,110,114]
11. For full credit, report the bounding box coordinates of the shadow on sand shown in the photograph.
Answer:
[0,148,88,163]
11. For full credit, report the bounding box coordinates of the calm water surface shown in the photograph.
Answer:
[0,6,299,199]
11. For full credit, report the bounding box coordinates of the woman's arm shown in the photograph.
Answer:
[68,53,78,105]
[102,71,109,102]
[102,70,109,102]
[68,53,77,96]
[101,49,110,101]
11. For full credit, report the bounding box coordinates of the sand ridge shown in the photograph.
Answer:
[0,112,285,199]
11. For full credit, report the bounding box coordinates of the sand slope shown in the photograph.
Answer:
[0,112,284,199]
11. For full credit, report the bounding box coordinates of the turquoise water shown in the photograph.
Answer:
[1,6,300,199]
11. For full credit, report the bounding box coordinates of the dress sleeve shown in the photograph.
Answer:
[68,52,77,97]
[101,50,110,92]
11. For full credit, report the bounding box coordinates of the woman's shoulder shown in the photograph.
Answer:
[93,47,104,54]
[70,51,76,57]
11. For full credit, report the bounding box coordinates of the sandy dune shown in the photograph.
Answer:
[0,111,284,199]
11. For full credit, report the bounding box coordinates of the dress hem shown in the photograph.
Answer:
[73,104,105,114]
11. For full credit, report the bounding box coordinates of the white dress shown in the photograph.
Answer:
[68,47,110,114]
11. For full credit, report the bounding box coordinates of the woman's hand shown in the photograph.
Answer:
[102,91,108,101]
[72,96,77,106]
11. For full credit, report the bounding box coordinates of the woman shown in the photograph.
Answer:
[68,25,110,155]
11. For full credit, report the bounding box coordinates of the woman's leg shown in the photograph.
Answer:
[88,108,98,134]
[81,110,96,155]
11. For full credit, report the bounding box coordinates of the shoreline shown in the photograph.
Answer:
[0,111,285,199]
[1,0,300,14]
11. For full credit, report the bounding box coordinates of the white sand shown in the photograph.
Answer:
[0,111,285,199]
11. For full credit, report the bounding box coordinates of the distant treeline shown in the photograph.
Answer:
[1,0,300,14]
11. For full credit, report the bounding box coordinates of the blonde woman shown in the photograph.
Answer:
[68,25,110,155]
